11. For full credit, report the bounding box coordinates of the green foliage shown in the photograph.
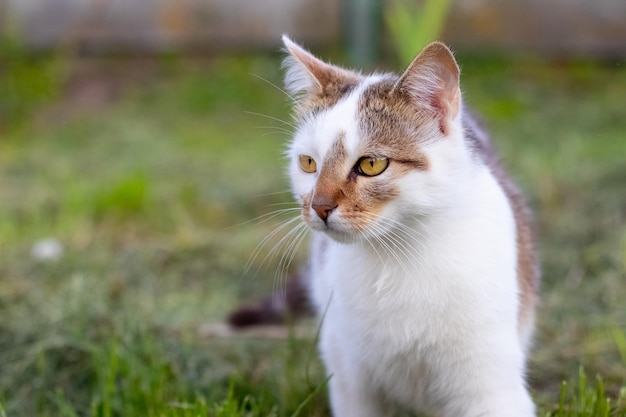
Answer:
[93,173,150,220]
[384,0,454,66]
[0,29,65,130]
[544,368,626,417]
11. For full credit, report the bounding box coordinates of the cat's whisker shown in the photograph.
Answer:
[365,212,430,252]
[254,125,294,138]
[244,111,297,129]
[255,125,292,133]
[254,190,294,198]
[232,208,301,229]
[358,235,382,268]
[249,72,304,113]
[383,216,446,278]
[274,223,309,298]
[378,221,425,255]
[359,218,408,271]
[265,202,300,208]
[266,222,308,296]
[261,132,290,139]
[257,129,293,139]
[248,73,307,116]
[378,224,433,273]
[359,213,428,276]
[249,73,296,100]
[244,215,303,276]
[358,235,393,295]
[260,218,306,277]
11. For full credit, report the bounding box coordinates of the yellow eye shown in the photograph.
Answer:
[298,155,317,173]
[358,157,389,177]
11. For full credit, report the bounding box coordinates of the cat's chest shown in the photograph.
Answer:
[311,235,462,344]
[312,237,467,406]
[309,217,515,349]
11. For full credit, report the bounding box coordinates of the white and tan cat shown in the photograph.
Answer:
[234,36,540,417]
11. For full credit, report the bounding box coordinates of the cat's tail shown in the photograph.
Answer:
[227,268,313,328]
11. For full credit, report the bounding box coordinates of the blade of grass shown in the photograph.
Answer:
[612,327,626,366]
[289,374,332,417]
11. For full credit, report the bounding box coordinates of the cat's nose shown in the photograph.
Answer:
[312,202,337,221]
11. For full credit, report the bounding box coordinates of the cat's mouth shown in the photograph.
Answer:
[303,206,371,243]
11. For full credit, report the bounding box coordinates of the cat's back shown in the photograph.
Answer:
[462,110,539,346]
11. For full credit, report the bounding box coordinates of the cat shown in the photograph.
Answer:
[231,36,540,417]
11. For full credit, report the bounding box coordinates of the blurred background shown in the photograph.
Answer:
[1,0,625,416]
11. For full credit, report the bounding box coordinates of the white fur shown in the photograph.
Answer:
[288,85,535,416]
[282,54,317,99]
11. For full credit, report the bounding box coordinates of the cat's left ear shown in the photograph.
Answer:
[393,42,461,121]
[281,35,360,102]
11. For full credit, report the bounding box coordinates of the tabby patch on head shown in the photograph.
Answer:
[283,35,462,243]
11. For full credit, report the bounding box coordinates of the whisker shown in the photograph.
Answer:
[262,222,307,297]
[260,131,291,139]
[254,125,292,132]
[358,212,430,276]
[256,217,305,277]
[369,223,414,279]
[248,73,308,117]
[265,202,299,208]
[230,208,300,228]
[244,216,302,276]
[274,223,309,298]
[244,111,296,129]
[254,126,294,138]
[358,233,386,271]
[249,73,294,101]
[249,73,302,110]
[253,190,294,198]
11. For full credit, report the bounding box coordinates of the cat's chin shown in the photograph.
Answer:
[322,229,361,244]
[305,222,361,244]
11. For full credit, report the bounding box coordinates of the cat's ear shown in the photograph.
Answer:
[393,42,461,121]
[281,35,359,100]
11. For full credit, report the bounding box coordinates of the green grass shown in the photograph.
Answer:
[0,48,625,416]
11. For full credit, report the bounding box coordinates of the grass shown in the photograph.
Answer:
[0,45,625,416]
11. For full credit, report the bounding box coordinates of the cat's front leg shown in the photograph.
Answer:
[326,369,390,417]
[321,332,391,417]
[455,389,535,417]
[437,364,536,417]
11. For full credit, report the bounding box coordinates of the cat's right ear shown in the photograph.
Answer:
[393,42,461,122]
[281,35,359,101]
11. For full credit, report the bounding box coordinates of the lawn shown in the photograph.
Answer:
[0,43,625,416]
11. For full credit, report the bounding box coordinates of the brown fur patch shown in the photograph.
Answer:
[507,184,539,335]
[297,75,361,120]
[358,77,436,171]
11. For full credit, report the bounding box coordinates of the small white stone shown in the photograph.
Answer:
[31,238,64,261]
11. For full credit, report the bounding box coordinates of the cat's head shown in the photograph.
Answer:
[283,36,471,243]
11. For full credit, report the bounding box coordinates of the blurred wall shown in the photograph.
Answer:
[445,0,626,56]
[1,0,341,52]
[2,0,626,56]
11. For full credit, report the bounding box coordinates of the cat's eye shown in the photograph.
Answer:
[357,157,389,177]
[298,155,317,173]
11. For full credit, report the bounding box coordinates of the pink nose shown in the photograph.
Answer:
[312,203,337,221]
